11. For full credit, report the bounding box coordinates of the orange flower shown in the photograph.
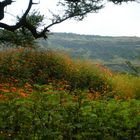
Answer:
[87,93,94,100]
[24,83,32,89]
[0,84,3,89]
[1,89,10,93]
[11,87,17,92]
[114,95,121,100]
[95,92,101,100]
[27,88,33,93]
[18,89,28,98]
[20,92,28,98]
[13,79,19,83]
[47,92,55,94]
[0,94,4,99]
[58,88,64,91]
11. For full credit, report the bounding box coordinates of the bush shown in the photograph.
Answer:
[0,48,140,99]
[0,48,111,94]
[0,86,140,140]
[0,48,140,139]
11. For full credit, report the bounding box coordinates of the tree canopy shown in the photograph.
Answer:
[0,0,139,39]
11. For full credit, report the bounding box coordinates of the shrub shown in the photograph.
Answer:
[0,48,112,94]
[0,86,140,140]
[0,48,140,98]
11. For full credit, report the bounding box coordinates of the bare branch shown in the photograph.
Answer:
[0,0,33,31]
[0,0,14,20]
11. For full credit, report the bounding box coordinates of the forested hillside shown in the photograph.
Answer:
[38,33,140,72]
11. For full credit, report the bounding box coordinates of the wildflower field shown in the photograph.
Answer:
[0,48,140,140]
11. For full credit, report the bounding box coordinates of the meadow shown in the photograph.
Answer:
[0,48,140,140]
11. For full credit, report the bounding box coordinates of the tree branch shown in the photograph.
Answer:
[0,0,49,39]
[0,0,103,39]
[0,0,33,32]
[0,0,14,20]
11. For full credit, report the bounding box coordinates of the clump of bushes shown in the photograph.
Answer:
[0,48,140,140]
[0,86,140,140]
[0,48,112,93]
[0,47,140,99]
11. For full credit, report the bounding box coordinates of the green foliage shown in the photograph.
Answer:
[125,61,140,76]
[0,11,44,48]
[25,10,44,28]
[0,47,140,139]
[0,48,111,93]
[0,29,35,47]
[0,86,140,140]
[109,73,140,99]
[0,48,140,98]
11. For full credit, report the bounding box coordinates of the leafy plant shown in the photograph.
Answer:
[0,86,140,140]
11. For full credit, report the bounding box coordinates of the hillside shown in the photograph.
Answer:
[38,33,140,72]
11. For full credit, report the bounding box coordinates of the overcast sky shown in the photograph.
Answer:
[1,0,140,37]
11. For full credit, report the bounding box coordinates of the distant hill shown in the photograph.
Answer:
[39,33,140,72]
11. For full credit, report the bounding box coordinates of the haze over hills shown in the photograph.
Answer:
[38,33,140,72]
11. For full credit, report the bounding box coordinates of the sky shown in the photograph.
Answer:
[1,0,140,37]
